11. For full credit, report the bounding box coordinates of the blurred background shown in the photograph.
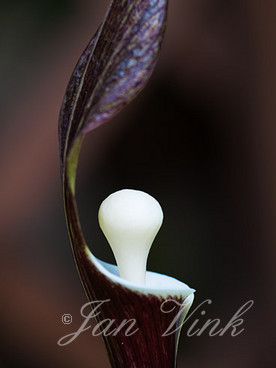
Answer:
[1,0,275,367]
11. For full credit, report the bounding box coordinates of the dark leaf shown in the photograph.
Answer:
[59,0,168,174]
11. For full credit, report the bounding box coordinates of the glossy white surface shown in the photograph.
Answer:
[98,189,163,284]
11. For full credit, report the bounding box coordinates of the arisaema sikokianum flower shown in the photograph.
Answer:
[58,1,195,367]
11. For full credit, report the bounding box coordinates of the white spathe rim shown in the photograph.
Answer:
[86,249,195,298]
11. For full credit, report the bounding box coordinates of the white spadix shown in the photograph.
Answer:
[98,189,163,285]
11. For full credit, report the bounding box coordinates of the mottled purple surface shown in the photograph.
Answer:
[59,0,167,173]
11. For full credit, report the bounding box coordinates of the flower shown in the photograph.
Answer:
[58,1,195,366]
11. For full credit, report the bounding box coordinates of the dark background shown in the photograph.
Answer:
[1,0,275,367]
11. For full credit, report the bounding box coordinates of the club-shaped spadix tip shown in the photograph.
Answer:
[98,189,163,285]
